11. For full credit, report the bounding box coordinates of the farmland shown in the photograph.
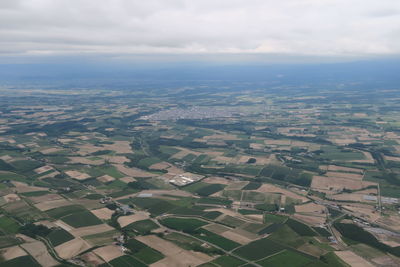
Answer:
[0,78,400,266]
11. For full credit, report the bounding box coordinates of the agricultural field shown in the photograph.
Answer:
[0,80,400,266]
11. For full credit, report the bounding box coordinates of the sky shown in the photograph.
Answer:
[0,0,400,63]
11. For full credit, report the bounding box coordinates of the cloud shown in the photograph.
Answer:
[0,0,399,60]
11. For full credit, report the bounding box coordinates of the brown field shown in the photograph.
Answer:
[93,245,124,262]
[328,193,372,202]
[28,194,62,204]
[384,155,400,162]
[40,147,62,154]
[119,177,136,183]
[136,235,212,267]
[81,251,105,266]
[149,162,171,170]
[202,176,231,185]
[326,171,363,180]
[21,241,59,267]
[91,207,115,220]
[264,139,291,145]
[293,213,326,225]
[103,156,129,164]
[68,157,104,165]
[220,230,253,245]
[77,144,104,155]
[342,204,380,222]
[11,181,48,193]
[34,198,72,211]
[113,164,154,177]
[70,224,114,237]
[117,212,150,228]
[335,251,374,267]
[0,246,27,261]
[375,216,400,232]
[295,203,325,214]
[3,194,20,203]
[324,165,364,174]
[225,181,249,190]
[97,175,115,183]
[311,176,376,193]
[298,242,326,257]
[54,220,73,231]
[250,143,264,149]
[101,141,133,154]
[55,238,92,259]
[256,184,308,203]
[65,170,91,180]
[34,165,54,174]
[236,155,271,165]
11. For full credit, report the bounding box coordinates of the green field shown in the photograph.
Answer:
[160,217,208,232]
[46,228,75,247]
[264,214,287,224]
[46,205,86,219]
[109,255,147,267]
[124,238,164,264]
[256,249,315,267]
[193,228,241,251]
[61,210,103,228]
[0,255,40,267]
[124,219,159,234]
[233,238,285,260]
[286,219,317,236]
[211,255,245,267]
[0,216,20,234]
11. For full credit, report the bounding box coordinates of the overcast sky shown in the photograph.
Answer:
[1,0,400,62]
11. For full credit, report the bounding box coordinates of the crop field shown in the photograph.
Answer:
[130,198,178,216]
[46,228,75,247]
[233,237,285,260]
[160,217,208,232]
[218,215,246,228]
[46,205,86,219]
[193,228,241,251]
[2,72,400,267]
[256,249,315,267]
[0,216,20,234]
[264,214,287,224]
[108,255,147,267]
[211,255,245,267]
[0,255,41,267]
[124,238,164,264]
[61,210,103,228]
[286,218,317,236]
[124,219,159,234]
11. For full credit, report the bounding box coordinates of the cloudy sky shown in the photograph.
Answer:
[1,0,400,62]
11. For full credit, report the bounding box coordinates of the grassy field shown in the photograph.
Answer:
[46,228,75,247]
[0,236,21,249]
[0,255,41,267]
[256,249,315,267]
[124,219,159,234]
[124,238,164,264]
[233,238,285,260]
[211,255,245,267]
[193,228,241,251]
[160,217,208,232]
[286,219,317,236]
[61,210,103,228]
[109,255,147,267]
[264,214,287,224]
[0,216,20,234]
[46,205,86,219]
[219,215,246,228]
